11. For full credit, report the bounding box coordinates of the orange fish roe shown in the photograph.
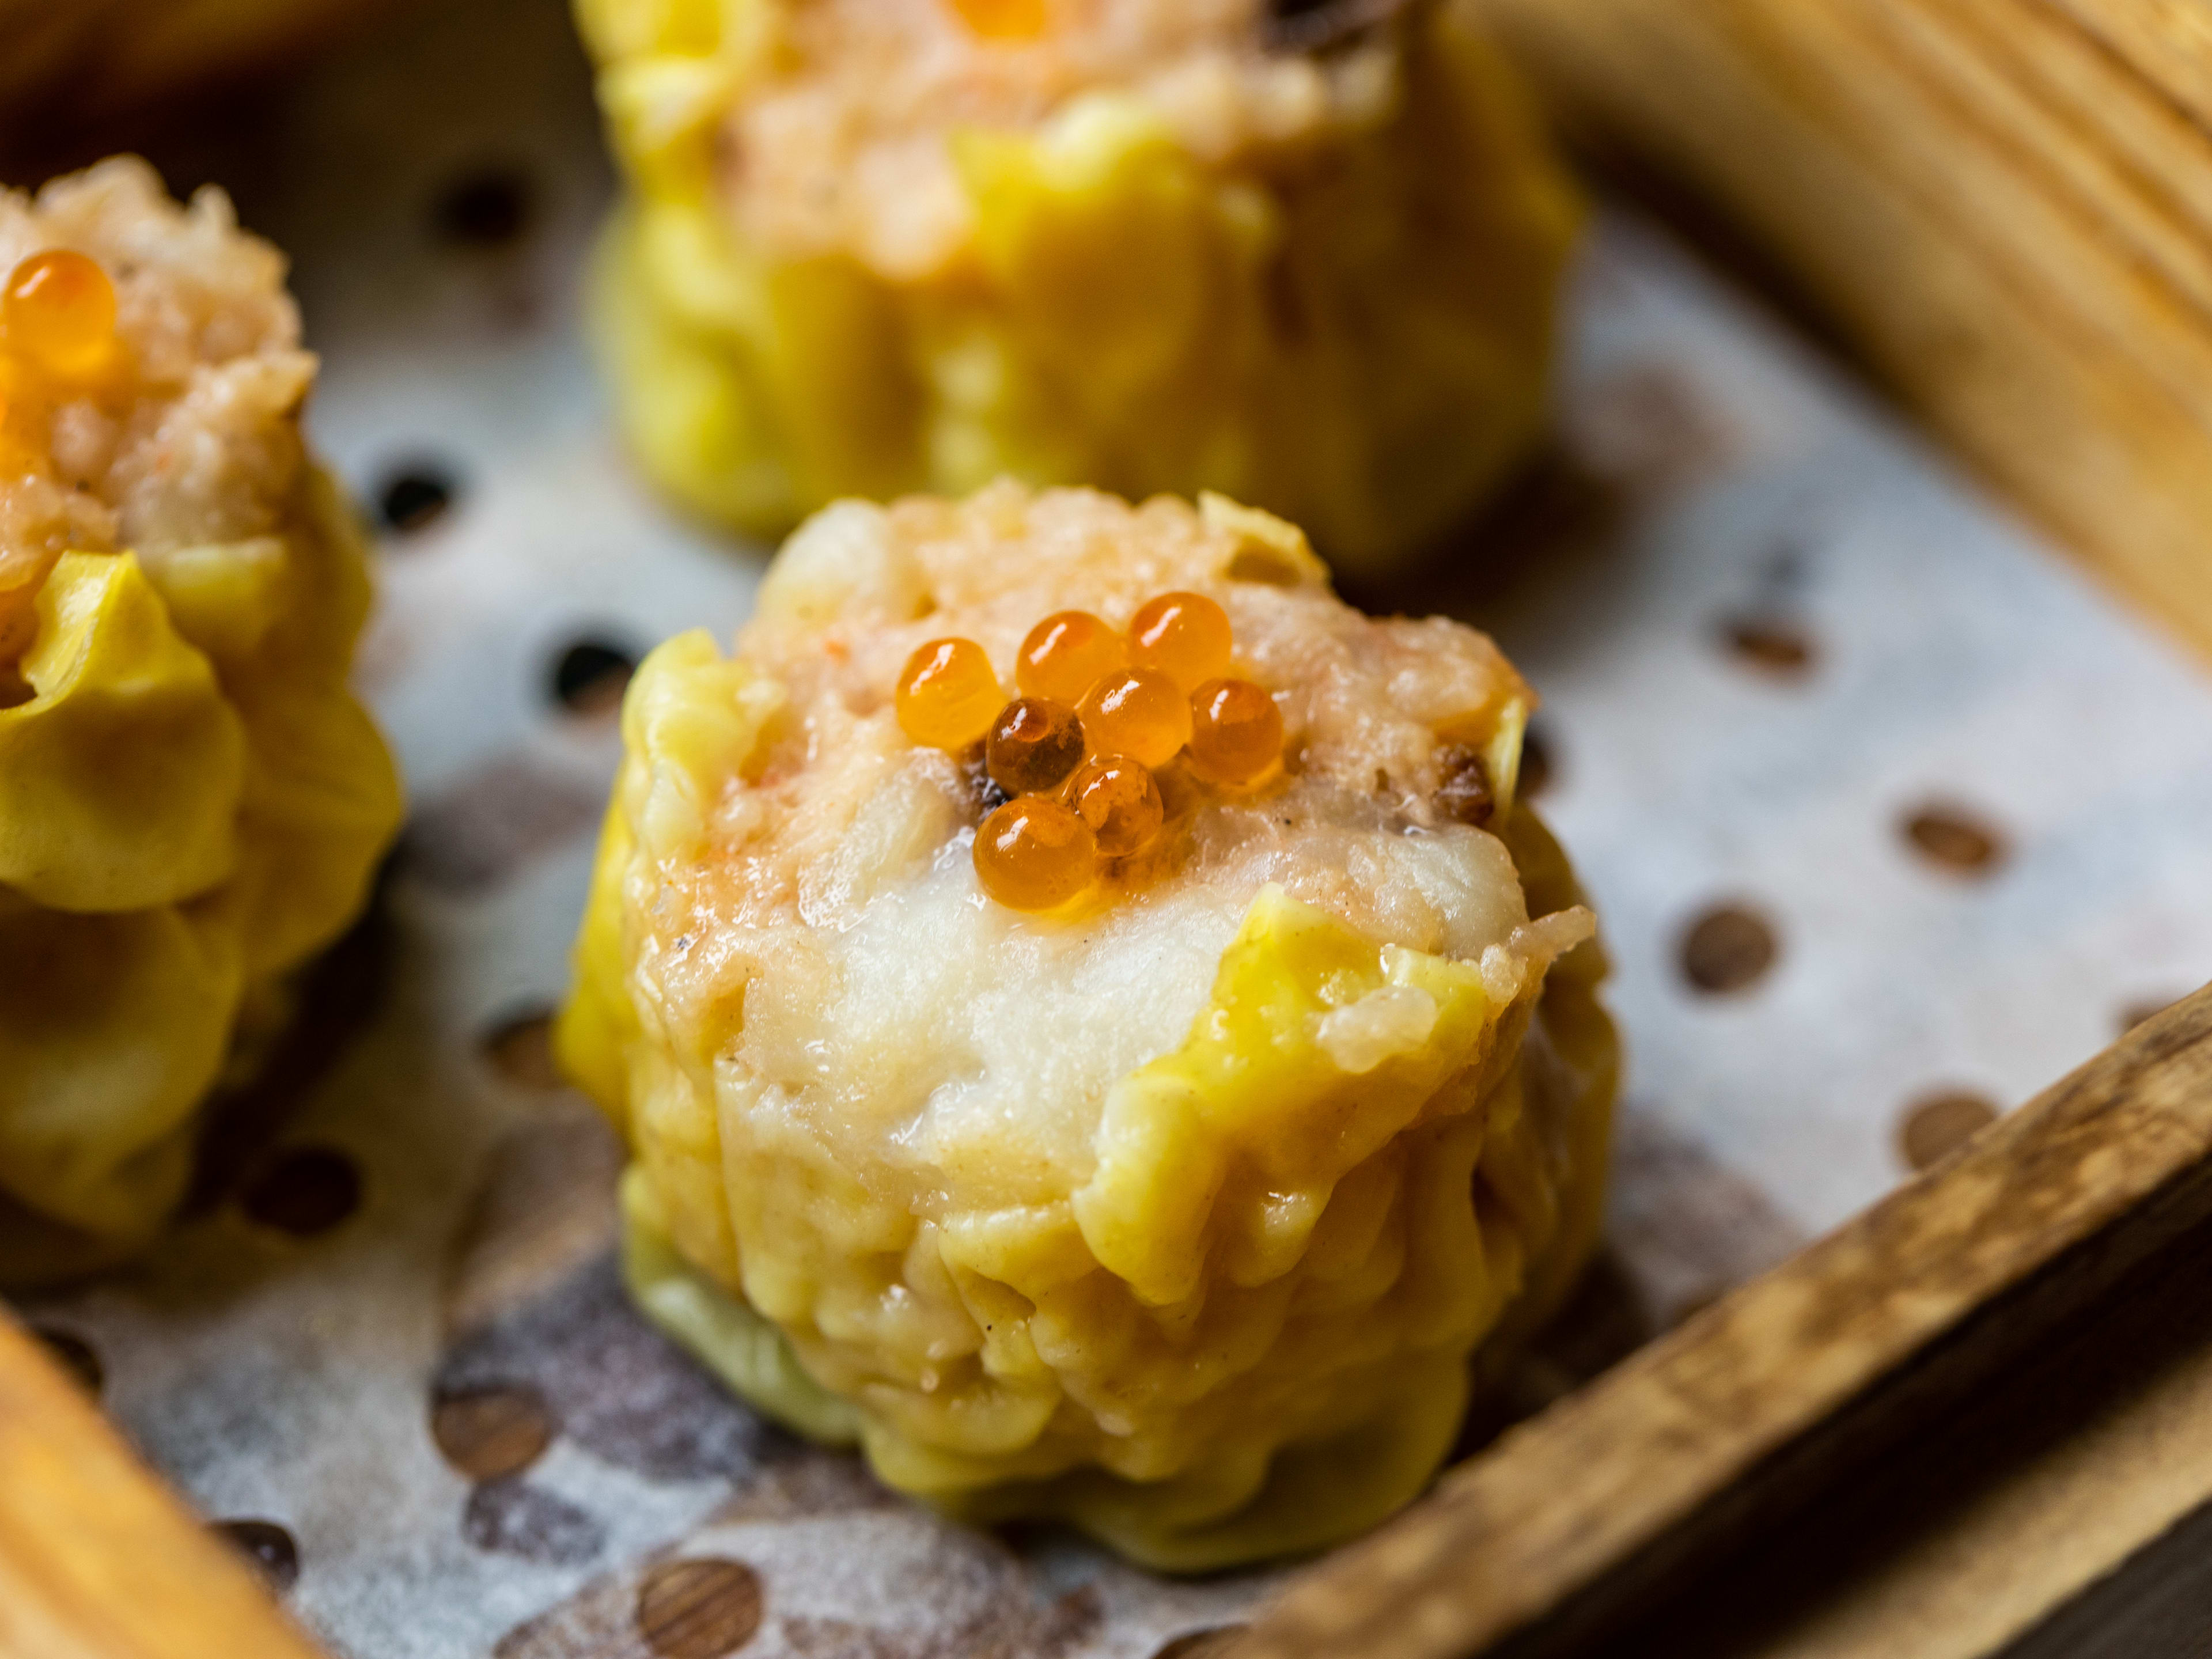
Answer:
[0,251,124,652]
[4,250,118,382]
[949,0,1049,40]
[1017,610,1124,704]
[1066,756,1164,859]
[987,696,1085,796]
[1077,668,1191,770]
[897,637,1003,748]
[894,592,1289,912]
[1128,591,1232,693]
[975,796,1096,911]
[1187,678,1284,789]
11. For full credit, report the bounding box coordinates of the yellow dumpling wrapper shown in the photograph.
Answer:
[0,898,241,1244]
[1074,887,1514,1310]
[0,552,246,914]
[558,555,1617,1570]
[0,477,402,1281]
[575,0,1581,577]
[579,849,1611,1569]
[0,160,404,1283]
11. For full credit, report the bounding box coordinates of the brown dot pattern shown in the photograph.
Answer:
[1154,1630,1248,1659]
[635,1558,763,1659]
[481,1009,563,1090]
[1679,904,1778,994]
[1718,614,1816,678]
[377,466,456,536]
[553,640,636,718]
[434,166,535,248]
[435,1256,770,1486]
[240,1146,363,1237]
[213,1518,300,1593]
[1902,804,2006,874]
[1897,1090,2000,1172]
[432,1383,556,1481]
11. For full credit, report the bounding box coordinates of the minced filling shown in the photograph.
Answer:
[640,484,1545,1190]
[720,0,1404,276]
[0,158,311,688]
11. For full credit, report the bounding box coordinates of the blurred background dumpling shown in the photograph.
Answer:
[0,157,401,1285]
[575,0,1581,579]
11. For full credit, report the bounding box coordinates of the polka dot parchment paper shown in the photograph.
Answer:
[18,0,2212,1654]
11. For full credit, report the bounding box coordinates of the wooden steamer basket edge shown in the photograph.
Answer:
[7,2,2212,1655]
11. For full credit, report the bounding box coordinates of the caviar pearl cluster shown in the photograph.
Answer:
[895,592,1285,912]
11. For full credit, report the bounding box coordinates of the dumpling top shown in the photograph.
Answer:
[585,0,1408,278]
[1,157,315,677]
[562,483,1610,1566]
[576,482,1566,1217]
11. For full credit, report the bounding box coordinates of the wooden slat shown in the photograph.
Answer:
[0,1312,329,1659]
[1226,982,2212,1658]
[2047,0,2212,131]
[1462,0,2212,664]
[2001,1490,2212,1659]
[1627,1176,2212,1656]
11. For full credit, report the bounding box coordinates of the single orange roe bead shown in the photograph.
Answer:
[1188,677,1285,787]
[1128,591,1233,692]
[5,251,118,381]
[975,797,1096,911]
[897,638,1003,749]
[950,0,1048,38]
[1077,667,1191,768]
[987,696,1085,796]
[1017,610,1124,704]
[1067,756,1165,859]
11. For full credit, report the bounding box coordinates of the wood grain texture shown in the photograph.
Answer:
[0,0,421,180]
[1623,1180,2212,1656]
[1226,982,2212,1659]
[1464,0,2212,664]
[2000,1487,2212,1659]
[0,1313,328,1659]
[2046,0,2212,129]
[0,0,381,128]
